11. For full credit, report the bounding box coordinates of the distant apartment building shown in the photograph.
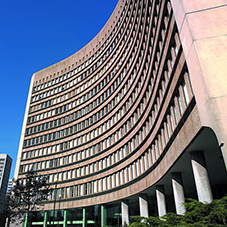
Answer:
[0,154,12,227]
[0,154,12,202]
[6,179,13,197]
[14,0,227,226]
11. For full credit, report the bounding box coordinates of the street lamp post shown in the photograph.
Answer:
[58,194,62,222]
[52,178,59,227]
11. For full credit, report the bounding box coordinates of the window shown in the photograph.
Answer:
[173,104,178,124]
[183,80,189,105]
[70,186,74,198]
[178,94,183,115]
[66,187,70,198]
[61,188,65,199]
[84,184,88,195]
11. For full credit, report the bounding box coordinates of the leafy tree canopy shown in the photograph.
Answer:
[128,195,227,227]
[1,170,53,225]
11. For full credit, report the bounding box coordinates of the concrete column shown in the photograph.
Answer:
[156,185,167,217]
[171,172,186,214]
[82,208,86,227]
[63,210,67,227]
[23,213,28,227]
[139,194,149,218]
[190,151,213,203]
[43,211,48,227]
[101,205,107,227]
[121,201,129,226]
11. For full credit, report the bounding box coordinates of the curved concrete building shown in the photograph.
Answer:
[15,0,227,226]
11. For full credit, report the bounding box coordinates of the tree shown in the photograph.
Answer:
[129,216,164,227]
[128,195,227,227]
[0,194,23,227]
[1,170,53,227]
[182,197,227,226]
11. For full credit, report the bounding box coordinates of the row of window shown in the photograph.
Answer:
[25,39,173,152]
[25,4,159,151]
[25,29,147,146]
[32,2,131,93]
[28,25,142,131]
[20,146,163,199]
[23,3,176,167]
[25,71,140,145]
[29,2,141,116]
[29,59,128,123]
[48,152,153,198]
[21,86,190,198]
[21,73,191,178]
[24,73,147,150]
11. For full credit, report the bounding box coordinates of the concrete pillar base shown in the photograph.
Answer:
[156,185,167,217]
[121,200,129,226]
[171,172,186,214]
[139,194,149,218]
[191,151,213,203]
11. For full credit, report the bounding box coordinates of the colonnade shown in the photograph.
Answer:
[121,150,213,225]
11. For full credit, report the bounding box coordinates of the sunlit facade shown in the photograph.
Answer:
[15,0,227,226]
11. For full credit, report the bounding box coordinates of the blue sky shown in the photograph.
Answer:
[0,0,118,179]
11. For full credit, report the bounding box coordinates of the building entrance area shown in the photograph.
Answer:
[26,204,121,227]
